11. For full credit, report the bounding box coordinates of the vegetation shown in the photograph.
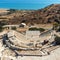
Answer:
[57,27,60,32]
[0,21,8,26]
[38,28,45,32]
[53,22,59,30]
[0,4,60,25]
[11,27,16,30]
[53,22,60,32]
[0,21,7,32]
[43,4,54,11]
[9,9,17,12]
[7,9,17,14]
[29,27,45,32]
[0,26,3,32]
[55,35,60,45]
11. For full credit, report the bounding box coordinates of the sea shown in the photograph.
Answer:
[0,3,53,10]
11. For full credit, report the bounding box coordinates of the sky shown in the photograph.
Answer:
[0,0,60,9]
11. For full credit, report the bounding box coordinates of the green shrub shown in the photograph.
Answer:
[29,28,45,32]
[0,26,3,32]
[38,28,45,32]
[11,27,16,30]
[55,36,60,45]
[56,26,60,32]
[0,21,8,26]
[53,22,59,30]
[29,27,38,31]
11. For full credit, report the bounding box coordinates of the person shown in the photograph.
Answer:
[47,52,50,55]
[42,40,49,45]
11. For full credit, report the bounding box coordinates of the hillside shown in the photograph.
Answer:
[0,4,60,25]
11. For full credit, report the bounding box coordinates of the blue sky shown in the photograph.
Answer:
[0,0,60,9]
